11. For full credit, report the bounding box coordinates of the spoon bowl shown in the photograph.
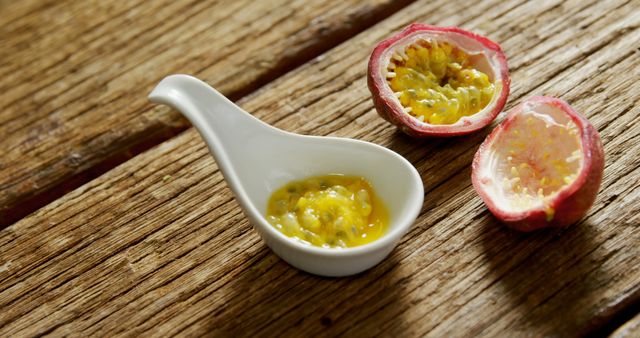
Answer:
[149,75,424,276]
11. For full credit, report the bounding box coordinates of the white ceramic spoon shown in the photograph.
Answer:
[149,75,424,277]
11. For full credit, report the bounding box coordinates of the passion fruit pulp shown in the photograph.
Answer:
[368,24,510,137]
[389,40,496,125]
[472,96,604,231]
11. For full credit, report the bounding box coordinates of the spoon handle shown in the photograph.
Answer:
[148,74,274,212]
[149,75,272,151]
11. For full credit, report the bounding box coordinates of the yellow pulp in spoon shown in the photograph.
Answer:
[388,40,496,125]
[266,175,389,248]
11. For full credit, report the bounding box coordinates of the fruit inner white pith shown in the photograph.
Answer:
[487,109,583,217]
[386,39,497,125]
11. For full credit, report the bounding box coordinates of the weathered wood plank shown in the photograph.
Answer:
[1,0,639,336]
[0,0,413,226]
[611,312,640,338]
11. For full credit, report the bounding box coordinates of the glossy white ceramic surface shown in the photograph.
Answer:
[149,75,424,277]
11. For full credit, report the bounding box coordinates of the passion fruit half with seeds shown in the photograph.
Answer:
[472,96,604,232]
[368,24,510,137]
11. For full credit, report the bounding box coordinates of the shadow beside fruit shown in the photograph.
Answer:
[200,244,410,336]
[477,217,605,336]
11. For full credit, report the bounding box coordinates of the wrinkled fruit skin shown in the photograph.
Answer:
[367,23,510,137]
[472,97,605,232]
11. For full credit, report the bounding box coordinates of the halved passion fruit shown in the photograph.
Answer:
[368,24,510,137]
[472,96,604,231]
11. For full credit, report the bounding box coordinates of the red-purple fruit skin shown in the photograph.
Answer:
[472,96,605,232]
[367,23,510,137]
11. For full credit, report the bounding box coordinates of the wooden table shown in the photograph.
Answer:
[1,0,638,336]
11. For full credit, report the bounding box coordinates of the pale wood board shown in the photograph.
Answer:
[611,313,640,338]
[1,0,639,336]
[0,0,412,225]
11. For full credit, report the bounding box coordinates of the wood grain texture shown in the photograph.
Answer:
[0,0,413,226]
[611,313,640,338]
[1,0,639,336]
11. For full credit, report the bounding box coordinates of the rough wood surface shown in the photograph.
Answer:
[1,0,639,336]
[0,0,412,226]
[611,313,640,338]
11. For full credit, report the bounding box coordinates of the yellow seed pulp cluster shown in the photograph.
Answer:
[387,40,496,125]
[266,175,388,248]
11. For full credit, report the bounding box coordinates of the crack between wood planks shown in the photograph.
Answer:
[0,131,209,259]
[0,0,420,229]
